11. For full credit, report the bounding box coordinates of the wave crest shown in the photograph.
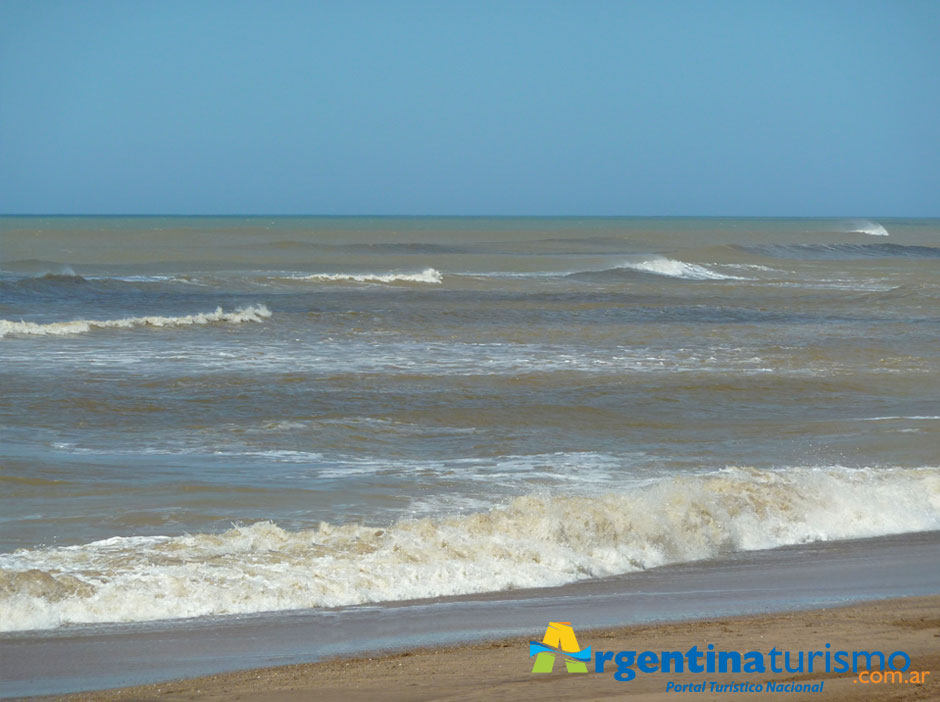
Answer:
[599,257,745,280]
[1,465,937,631]
[0,304,272,338]
[739,243,940,260]
[279,268,443,284]
[843,219,890,236]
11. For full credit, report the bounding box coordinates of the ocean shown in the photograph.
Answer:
[1,216,939,634]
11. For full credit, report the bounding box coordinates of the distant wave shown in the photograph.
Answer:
[278,268,443,284]
[571,257,745,281]
[842,219,890,237]
[0,272,208,303]
[84,274,180,283]
[1,464,937,631]
[617,258,744,280]
[856,416,940,422]
[0,259,78,276]
[738,243,940,260]
[0,272,88,291]
[0,304,271,338]
[31,272,85,282]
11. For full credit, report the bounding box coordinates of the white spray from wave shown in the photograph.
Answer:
[843,219,890,236]
[616,257,745,280]
[280,268,443,284]
[1,465,938,631]
[0,304,271,338]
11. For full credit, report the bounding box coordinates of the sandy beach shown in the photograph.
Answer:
[32,595,936,702]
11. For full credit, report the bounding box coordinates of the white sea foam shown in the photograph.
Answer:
[1,465,938,632]
[466,271,564,278]
[617,258,745,280]
[0,305,271,338]
[718,263,779,272]
[856,416,940,421]
[280,268,443,284]
[84,274,208,284]
[843,219,890,236]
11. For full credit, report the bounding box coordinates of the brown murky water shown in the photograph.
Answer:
[1,216,938,631]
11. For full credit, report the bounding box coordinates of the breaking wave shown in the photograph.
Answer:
[571,257,745,281]
[0,304,271,338]
[278,268,443,284]
[616,258,744,280]
[1,465,937,631]
[842,219,890,237]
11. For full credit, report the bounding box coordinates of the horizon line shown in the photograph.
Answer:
[1,213,936,219]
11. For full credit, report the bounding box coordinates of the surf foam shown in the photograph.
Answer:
[616,258,744,280]
[282,268,443,284]
[1,465,938,631]
[0,304,271,338]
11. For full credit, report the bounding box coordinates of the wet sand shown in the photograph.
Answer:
[41,595,939,702]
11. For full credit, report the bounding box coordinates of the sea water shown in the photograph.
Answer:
[1,216,938,632]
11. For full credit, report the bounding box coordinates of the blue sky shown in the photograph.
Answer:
[1,1,937,216]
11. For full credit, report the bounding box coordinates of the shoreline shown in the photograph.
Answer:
[33,594,940,701]
[4,531,939,700]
